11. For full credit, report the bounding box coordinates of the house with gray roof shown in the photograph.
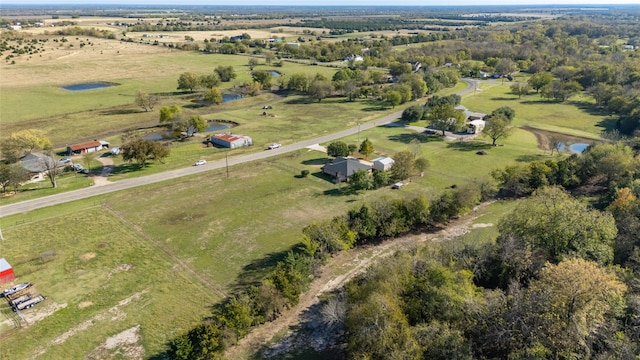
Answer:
[19,153,64,182]
[321,157,373,182]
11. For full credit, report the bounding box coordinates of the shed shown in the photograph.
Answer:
[210,133,253,149]
[371,157,395,171]
[0,258,16,284]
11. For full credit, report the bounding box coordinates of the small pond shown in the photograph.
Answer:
[61,82,115,91]
[223,94,243,102]
[270,70,282,77]
[557,142,590,154]
[144,122,229,141]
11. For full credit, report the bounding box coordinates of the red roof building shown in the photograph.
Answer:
[0,258,15,284]
[67,140,110,155]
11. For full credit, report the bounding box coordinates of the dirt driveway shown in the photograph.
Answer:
[92,156,114,186]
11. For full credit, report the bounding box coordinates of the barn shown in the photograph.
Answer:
[0,258,16,284]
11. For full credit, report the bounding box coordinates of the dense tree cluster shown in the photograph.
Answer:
[343,139,640,359]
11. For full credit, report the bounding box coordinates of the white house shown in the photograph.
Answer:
[371,157,395,171]
[468,119,486,134]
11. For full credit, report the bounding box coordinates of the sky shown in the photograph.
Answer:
[1,0,639,5]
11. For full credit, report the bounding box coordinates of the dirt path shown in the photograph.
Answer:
[92,156,114,186]
[225,202,490,359]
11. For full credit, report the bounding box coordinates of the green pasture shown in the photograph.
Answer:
[463,81,611,139]
[1,50,338,138]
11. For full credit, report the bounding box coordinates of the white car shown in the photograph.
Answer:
[110,147,120,155]
[194,160,207,166]
[268,143,282,150]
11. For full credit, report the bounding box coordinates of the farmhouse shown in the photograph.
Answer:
[372,157,395,171]
[0,258,15,284]
[322,156,373,182]
[67,140,109,155]
[19,153,63,182]
[210,133,253,148]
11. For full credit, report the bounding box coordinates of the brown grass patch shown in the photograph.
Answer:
[80,252,97,261]
[78,301,93,309]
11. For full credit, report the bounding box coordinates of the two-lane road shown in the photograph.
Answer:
[0,79,476,218]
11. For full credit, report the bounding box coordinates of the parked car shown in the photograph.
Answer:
[110,147,120,155]
[194,160,207,166]
[391,182,405,189]
[73,164,84,171]
[268,143,282,150]
[59,158,71,164]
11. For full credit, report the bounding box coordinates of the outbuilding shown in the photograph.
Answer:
[67,140,110,155]
[210,133,253,149]
[0,258,16,284]
[371,157,395,171]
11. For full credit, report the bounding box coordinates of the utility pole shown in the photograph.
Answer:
[358,124,361,143]
[225,151,229,178]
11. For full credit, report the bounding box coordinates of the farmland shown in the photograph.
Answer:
[1,4,637,359]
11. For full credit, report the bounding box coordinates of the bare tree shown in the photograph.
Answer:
[83,151,97,173]
[135,90,158,112]
[40,152,61,188]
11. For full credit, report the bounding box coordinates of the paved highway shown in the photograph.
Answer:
[0,79,476,218]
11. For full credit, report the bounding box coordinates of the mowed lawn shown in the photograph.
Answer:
[463,81,612,138]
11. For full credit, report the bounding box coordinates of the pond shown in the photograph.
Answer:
[61,82,115,91]
[270,70,282,77]
[557,142,590,154]
[144,122,229,141]
[223,94,243,102]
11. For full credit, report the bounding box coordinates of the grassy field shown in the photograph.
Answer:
[0,114,547,358]
[0,36,339,143]
[464,80,612,139]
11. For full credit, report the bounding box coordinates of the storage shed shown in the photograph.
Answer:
[0,258,16,284]
[210,133,253,149]
[371,157,395,171]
